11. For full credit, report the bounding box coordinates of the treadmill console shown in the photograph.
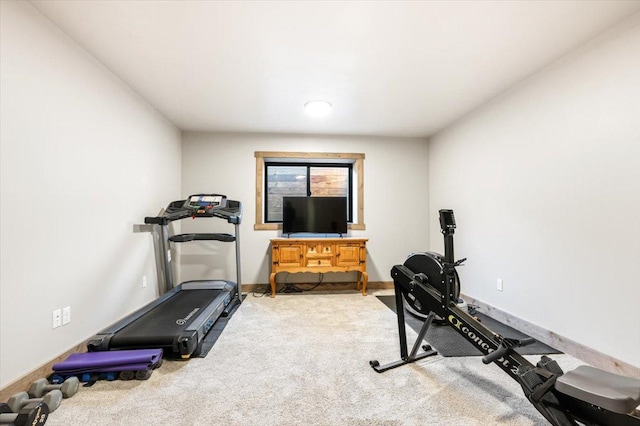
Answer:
[145,193,242,225]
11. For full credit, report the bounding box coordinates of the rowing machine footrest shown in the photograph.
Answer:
[518,365,544,393]
[537,356,564,375]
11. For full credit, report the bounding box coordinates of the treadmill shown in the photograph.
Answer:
[87,194,242,358]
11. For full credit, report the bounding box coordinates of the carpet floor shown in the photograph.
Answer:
[44,291,585,425]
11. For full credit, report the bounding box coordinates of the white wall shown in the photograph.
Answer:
[181,133,430,289]
[428,14,640,367]
[0,1,182,388]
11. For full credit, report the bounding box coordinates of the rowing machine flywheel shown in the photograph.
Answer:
[401,252,460,319]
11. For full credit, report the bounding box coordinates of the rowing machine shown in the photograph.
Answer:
[370,209,640,425]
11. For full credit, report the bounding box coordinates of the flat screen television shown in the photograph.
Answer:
[282,196,348,235]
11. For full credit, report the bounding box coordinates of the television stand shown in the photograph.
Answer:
[269,238,368,298]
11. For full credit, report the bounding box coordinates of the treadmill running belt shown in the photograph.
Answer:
[110,289,222,347]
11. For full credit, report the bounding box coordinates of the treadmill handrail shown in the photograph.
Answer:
[169,233,236,243]
[144,208,192,225]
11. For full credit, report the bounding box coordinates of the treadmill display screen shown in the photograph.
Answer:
[185,194,227,216]
[189,195,222,207]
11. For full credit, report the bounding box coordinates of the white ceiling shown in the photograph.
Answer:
[29,1,640,138]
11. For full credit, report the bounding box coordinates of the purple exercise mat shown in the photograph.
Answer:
[52,362,153,374]
[52,349,162,371]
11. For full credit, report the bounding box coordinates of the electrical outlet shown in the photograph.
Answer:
[62,306,71,325]
[52,309,62,329]
[142,275,147,288]
[497,278,503,292]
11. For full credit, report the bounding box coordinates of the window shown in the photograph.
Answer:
[264,162,352,222]
[255,152,365,230]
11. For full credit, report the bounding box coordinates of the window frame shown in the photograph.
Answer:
[255,151,365,231]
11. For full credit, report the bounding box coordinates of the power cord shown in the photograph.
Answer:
[299,273,324,292]
[467,304,480,316]
[251,272,328,297]
[250,285,271,298]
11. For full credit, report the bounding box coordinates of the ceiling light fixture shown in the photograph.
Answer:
[304,100,332,117]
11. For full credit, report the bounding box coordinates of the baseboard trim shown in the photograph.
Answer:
[0,340,89,401]
[461,293,640,379]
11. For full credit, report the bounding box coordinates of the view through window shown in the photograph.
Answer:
[265,163,352,222]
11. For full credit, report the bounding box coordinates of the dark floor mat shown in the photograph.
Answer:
[196,295,243,358]
[377,295,561,357]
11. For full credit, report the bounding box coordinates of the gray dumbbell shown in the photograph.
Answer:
[28,376,80,398]
[7,390,62,414]
[0,402,48,426]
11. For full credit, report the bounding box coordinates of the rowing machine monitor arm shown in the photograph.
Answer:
[438,209,467,312]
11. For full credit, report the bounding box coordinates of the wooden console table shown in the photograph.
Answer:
[269,238,368,298]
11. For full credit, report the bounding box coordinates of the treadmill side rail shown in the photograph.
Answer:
[181,280,234,291]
